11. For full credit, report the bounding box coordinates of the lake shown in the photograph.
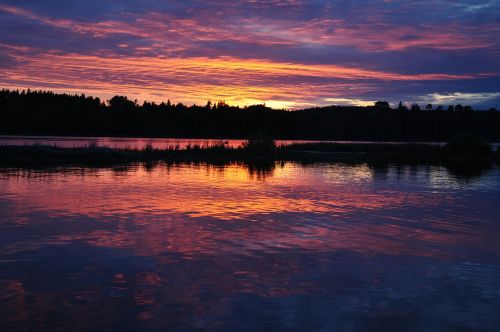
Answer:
[1,161,499,331]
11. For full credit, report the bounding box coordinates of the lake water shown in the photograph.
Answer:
[1,161,500,331]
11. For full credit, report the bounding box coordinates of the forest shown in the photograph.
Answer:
[1,89,499,141]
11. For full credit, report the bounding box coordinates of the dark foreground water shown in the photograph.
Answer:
[0,162,499,331]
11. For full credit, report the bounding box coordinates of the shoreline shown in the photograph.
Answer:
[1,143,498,167]
[0,133,453,143]
[2,133,500,145]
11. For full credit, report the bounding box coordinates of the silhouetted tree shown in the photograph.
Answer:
[397,101,408,111]
[245,104,272,112]
[108,96,136,112]
[426,104,433,110]
[411,103,421,111]
[375,101,390,110]
[0,89,498,141]
[176,102,187,111]
[216,101,229,111]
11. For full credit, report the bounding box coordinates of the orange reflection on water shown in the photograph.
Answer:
[1,162,498,262]
[1,163,394,219]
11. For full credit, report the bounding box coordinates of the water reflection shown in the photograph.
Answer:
[2,158,494,182]
[0,162,499,331]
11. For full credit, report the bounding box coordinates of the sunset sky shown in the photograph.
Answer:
[1,0,499,109]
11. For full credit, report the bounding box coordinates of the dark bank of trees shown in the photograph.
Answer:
[1,89,499,141]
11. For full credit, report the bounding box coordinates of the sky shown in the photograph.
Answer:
[0,0,499,109]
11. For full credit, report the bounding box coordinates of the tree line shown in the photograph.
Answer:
[1,89,499,141]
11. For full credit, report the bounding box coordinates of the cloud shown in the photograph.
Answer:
[324,98,377,107]
[0,0,499,108]
[422,92,500,107]
[2,3,498,55]
[1,48,492,109]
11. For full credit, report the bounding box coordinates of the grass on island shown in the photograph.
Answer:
[0,135,498,166]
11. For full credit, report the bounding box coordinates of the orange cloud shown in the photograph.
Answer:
[0,47,484,108]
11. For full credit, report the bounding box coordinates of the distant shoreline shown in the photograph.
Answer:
[2,90,500,142]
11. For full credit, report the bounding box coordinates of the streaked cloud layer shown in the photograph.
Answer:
[1,0,499,108]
